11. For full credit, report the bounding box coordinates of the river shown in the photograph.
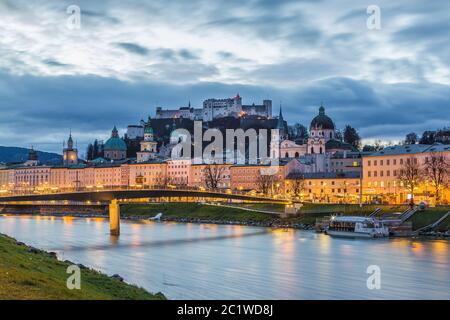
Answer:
[0,215,448,299]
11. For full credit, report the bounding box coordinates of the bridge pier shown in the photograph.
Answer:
[109,199,120,236]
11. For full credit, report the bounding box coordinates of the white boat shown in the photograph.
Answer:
[325,216,389,239]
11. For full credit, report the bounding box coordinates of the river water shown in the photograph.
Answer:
[0,215,448,300]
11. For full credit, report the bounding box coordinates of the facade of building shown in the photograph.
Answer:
[330,151,369,173]
[230,159,302,193]
[285,172,361,203]
[362,144,450,204]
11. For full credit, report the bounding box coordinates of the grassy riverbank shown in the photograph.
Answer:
[0,234,165,300]
[120,202,450,231]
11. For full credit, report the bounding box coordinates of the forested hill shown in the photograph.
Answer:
[0,146,62,165]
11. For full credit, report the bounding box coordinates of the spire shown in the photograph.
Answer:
[188,100,191,108]
[112,126,119,138]
[277,104,285,130]
[319,102,325,115]
[67,131,73,149]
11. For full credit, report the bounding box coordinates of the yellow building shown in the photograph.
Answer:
[230,159,301,194]
[285,172,361,203]
[362,144,450,205]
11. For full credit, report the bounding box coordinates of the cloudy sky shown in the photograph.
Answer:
[0,0,449,155]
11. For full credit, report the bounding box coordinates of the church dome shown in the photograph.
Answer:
[103,126,127,151]
[144,126,153,134]
[310,105,335,130]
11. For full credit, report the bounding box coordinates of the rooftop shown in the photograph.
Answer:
[367,144,450,157]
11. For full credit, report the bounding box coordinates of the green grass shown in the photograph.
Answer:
[121,202,450,231]
[409,208,450,231]
[0,234,165,300]
[121,203,277,222]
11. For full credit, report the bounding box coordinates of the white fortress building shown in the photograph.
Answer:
[155,94,272,121]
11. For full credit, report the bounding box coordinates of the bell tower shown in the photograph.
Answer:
[63,132,78,165]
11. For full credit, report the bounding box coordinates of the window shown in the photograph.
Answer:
[380,160,384,166]
[368,160,371,166]
[368,171,371,177]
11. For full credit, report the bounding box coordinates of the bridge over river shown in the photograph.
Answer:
[0,189,290,236]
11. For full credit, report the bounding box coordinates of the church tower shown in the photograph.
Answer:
[270,106,287,160]
[63,133,78,165]
[137,119,158,162]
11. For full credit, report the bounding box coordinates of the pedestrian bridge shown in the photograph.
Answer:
[0,189,289,236]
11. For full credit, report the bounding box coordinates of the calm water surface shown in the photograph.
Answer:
[0,215,448,299]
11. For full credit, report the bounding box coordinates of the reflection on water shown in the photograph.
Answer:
[0,214,449,300]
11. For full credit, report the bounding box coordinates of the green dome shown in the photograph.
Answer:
[104,126,127,151]
[104,137,127,151]
[310,106,335,130]
[144,126,153,134]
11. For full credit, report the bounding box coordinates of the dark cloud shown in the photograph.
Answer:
[0,71,449,154]
[116,42,149,56]
[0,0,449,154]
[42,59,72,68]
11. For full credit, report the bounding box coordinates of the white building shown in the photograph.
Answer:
[155,95,272,121]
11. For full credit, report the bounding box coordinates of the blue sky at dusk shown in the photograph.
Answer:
[0,0,449,154]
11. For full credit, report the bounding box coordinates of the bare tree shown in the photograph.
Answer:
[202,164,226,191]
[156,176,171,188]
[256,172,276,195]
[398,156,422,206]
[423,152,450,204]
[289,172,305,198]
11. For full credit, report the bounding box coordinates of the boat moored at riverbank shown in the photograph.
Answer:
[325,216,389,238]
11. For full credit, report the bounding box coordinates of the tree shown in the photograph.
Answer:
[419,131,436,145]
[202,164,226,191]
[362,145,376,152]
[289,172,305,198]
[398,156,423,206]
[343,125,361,150]
[288,123,308,141]
[86,143,94,160]
[335,129,343,142]
[92,139,102,159]
[404,132,418,145]
[256,171,277,195]
[423,152,450,204]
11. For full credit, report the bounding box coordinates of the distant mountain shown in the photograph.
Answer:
[0,146,62,165]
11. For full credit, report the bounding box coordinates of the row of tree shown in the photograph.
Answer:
[399,152,450,205]
[86,140,103,161]
[404,127,450,145]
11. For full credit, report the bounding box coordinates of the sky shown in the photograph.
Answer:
[0,0,449,155]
